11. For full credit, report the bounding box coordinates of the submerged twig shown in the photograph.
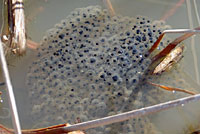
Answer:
[103,0,115,16]
[160,0,185,21]
[27,40,39,50]
[148,81,196,95]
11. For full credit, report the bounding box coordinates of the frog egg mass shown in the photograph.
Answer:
[26,5,194,134]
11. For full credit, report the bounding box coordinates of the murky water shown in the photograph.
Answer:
[1,0,200,134]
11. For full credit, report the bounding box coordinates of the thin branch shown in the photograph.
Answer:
[103,0,115,16]
[160,0,185,21]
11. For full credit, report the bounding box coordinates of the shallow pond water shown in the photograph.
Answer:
[1,0,200,134]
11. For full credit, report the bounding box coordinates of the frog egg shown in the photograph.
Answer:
[69,10,81,18]
[73,105,84,114]
[53,86,64,97]
[91,99,100,105]
[71,98,81,107]
[78,114,88,122]
[66,98,76,108]
[50,78,63,88]
[89,85,99,95]
[126,68,138,78]
[113,98,126,111]
[80,98,90,107]
[66,90,77,99]
[95,102,108,117]
[111,73,122,83]
[53,116,64,125]
[133,99,144,109]
[97,93,109,102]
[45,77,54,88]
[44,98,56,110]
[122,124,133,133]
[40,94,50,102]
[65,78,76,85]
[87,129,97,134]
[137,16,152,26]
[54,22,66,31]
[41,105,54,116]
[43,28,58,42]
[126,76,139,90]
[87,107,98,117]
[56,104,66,112]
[31,104,42,115]
[152,20,167,30]
[95,83,106,92]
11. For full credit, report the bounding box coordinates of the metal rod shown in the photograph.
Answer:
[63,93,200,132]
[0,39,21,134]
[148,26,200,54]
[163,29,200,34]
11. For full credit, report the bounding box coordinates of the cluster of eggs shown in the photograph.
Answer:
[26,5,192,134]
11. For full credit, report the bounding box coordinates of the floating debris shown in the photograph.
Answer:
[152,45,184,75]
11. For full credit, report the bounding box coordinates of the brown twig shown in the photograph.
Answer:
[148,81,196,95]
[103,0,115,16]
[0,123,85,134]
[27,40,39,50]
[160,0,185,21]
